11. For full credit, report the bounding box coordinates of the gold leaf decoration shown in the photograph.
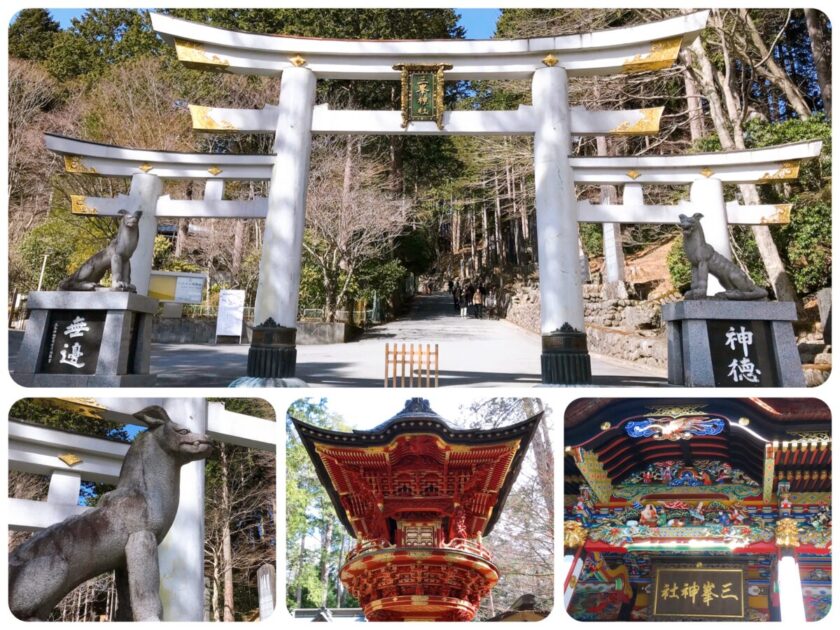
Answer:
[58,453,83,467]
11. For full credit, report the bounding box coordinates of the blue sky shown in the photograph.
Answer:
[44,8,501,38]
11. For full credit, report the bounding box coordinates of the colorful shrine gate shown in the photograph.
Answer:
[564,399,831,622]
[292,398,542,621]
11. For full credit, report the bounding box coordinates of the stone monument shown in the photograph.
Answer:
[662,213,804,386]
[9,406,213,621]
[13,210,158,387]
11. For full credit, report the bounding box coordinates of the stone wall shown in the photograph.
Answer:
[501,282,667,368]
[151,318,362,345]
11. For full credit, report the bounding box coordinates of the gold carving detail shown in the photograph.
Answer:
[700,167,714,178]
[70,196,97,215]
[622,36,682,73]
[64,155,97,174]
[775,518,800,547]
[174,39,230,70]
[138,163,154,173]
[542,53,559,67]
[564,520,588,549]
[626,170,641,180]
[289,54,307,67]
[207,166,223,176]
[610,106,663,135]
[646,404,707,418]
[188,104,237,132]
[58,453,83,467]
[758,161,800,183]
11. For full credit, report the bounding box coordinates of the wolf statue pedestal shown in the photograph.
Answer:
[13,291,158,387]
[663,300,805,387]
[662,213,805,387]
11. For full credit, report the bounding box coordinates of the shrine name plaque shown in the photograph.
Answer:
[40,310,107,375]
[653,567,745,620]
[706,320,778,387]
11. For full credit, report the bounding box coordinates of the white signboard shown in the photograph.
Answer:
[216,290,246,338]
[175,276,205,304]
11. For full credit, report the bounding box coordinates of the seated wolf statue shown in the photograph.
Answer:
[58,209,142,292]
[679,212,768,301]
[9,406,213,621]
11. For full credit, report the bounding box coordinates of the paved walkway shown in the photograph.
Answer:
[8,293,668,387]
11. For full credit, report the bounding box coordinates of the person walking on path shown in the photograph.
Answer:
[459,288,470,318]
[472,287,484,319]
[452,282,461,312]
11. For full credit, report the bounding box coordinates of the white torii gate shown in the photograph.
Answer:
[9,398,276,621]
[47,10,714,384]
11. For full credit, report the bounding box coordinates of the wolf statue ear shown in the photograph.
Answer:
[133,405,171,428]
[693,212,704,220]
[133,210,143,219]
[678,213,688,221]
[117,209,129,216]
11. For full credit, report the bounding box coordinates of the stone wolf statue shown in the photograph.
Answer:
[58,209,143,292]
[679,212,768,301]
[9,406,213,621]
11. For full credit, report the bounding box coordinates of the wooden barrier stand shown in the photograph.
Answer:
[384,343,439,387]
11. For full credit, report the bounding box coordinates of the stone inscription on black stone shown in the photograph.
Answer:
[706,320,778,387]
[653,567,745,619]
[40,310,106,375]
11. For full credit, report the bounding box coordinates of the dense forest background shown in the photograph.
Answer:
[8,398,276,621]
[8,8,831,322]
[286,397,553,618]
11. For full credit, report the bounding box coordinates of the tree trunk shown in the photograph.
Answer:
[212,559,221,622]
[231,219,245,279]
[319,518,334,607]
[493,173,503,264]
[683,61,706,140]
[295,535,306,608]
[804,9,832,118]
[220,446,236,622]
[740,9,812,118]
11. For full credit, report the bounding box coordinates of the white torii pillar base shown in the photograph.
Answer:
[777,554,807,622]
[533,65,591,384]
[246,66,316,383]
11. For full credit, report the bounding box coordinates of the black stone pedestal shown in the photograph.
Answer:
[662,300,804,387]
[541,326,592,385]
[229,319,307,387]
[247,322,297,378]
[13,291,158,387]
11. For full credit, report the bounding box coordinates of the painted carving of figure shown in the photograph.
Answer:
[449,506,469,540]
[642,471,653,484]
[779,491,793,516]
[640,504,658,527]
[689,502,705,525]
[662,467,672,485]
[657,509,668,528]
[716,463,733,483]
[717,511,730,526]
[702,471,712,486]
[574,494,594,526]
[729,503,747,525]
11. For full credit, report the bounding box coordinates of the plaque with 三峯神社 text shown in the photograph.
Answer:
[706,320,779,387]
[410,72,436,121]
[40,310,106,374]
[653,567,745,619]
[395,64,451,129]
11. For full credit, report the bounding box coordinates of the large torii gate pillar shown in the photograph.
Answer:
[533,64,591,384]
[237,66,316,387]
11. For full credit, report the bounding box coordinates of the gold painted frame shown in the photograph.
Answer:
[393,63,452,130]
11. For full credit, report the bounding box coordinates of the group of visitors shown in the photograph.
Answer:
[448,279,495,319]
